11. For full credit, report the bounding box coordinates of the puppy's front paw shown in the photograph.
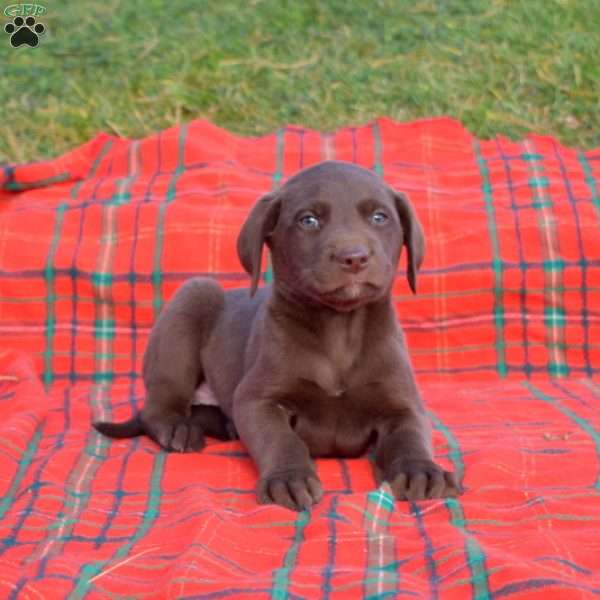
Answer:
[257,469,323,511]
[143,414,205,453]
[388,459,461,501]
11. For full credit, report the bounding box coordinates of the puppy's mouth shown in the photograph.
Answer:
[314,282,380,309]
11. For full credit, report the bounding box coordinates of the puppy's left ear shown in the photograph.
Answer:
[391,189,425,294]
[236,192,281,296]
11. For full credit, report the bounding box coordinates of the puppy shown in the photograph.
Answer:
[94,160,461,511]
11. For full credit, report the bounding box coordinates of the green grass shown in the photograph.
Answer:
[1,0,599,162]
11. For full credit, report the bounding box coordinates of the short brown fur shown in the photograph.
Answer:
[94,161,460,511]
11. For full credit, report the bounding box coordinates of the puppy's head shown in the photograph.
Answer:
[237,161,424,311]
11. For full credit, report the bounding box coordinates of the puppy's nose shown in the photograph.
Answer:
[333,246,370,273]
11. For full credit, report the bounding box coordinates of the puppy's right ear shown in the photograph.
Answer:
[236,192,281,296]
[390,189,425,294]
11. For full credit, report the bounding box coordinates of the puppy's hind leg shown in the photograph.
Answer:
[94,277,226,452]
[190,404,237,441]
[141,277,228,452]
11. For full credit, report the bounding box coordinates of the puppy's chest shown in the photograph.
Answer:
[280,346,379,456]
[301,317,364,397]
[279,387,376,457]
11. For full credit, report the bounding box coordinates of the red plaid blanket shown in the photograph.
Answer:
[1,117,599,598]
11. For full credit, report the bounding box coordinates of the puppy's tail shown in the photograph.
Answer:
[93,415,144,439]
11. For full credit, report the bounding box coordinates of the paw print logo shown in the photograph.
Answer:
[4,15,45,47]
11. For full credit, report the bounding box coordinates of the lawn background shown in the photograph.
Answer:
[1,0,599,162]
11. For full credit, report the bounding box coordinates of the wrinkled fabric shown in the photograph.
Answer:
[1,117,599,599]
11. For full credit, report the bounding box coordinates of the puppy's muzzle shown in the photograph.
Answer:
[332,245,371,274]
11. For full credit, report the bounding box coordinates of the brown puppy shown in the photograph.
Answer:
[94,160,461,511]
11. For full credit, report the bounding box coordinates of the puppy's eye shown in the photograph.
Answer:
[370,210,389,225]
[298,214,321,230]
